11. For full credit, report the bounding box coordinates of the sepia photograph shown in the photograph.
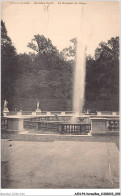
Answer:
[1,0,120,193]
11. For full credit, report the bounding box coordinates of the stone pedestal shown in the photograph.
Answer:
[36,109,41,116]
[97,111,102,116]
[47,112,51,116]
[90,118,107,135]
[7,117,24,131]
[61,112,65,116]
[32,112,36,116]
[36,109,41,112]
[17,111,22,116]
[3,108,9,117]
[3,111,9,117]
[86,110,89,114]
[112,112,117,116]
[75,112,80,116]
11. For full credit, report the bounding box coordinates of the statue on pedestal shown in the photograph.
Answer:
[4,99,7,107]
[3,99,9,112]
[36,101,41,112]
[3,99,9,116]
[37,101,39,110]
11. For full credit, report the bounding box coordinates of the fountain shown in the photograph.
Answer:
[71,4,86,123]
[72,38,86,122]
[2,4,119,135]
[2,4,90,134]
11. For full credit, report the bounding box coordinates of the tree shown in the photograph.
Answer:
[85,36,119,111]
[94,37,119,61]
[11,35,73,110]
[27,34,59,56]
[1,20,18,109]
[61,38,77,60]
[17,53,34,73]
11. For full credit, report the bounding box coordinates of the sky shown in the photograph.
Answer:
[1,1,120,56]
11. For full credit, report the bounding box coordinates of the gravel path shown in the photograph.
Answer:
[1,130,119,149]
[1,140,119,189]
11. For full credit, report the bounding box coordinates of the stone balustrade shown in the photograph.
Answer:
[1,111,119,135]
[24,120,91,135]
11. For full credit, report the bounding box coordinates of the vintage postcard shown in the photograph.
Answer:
[1,1,120,195]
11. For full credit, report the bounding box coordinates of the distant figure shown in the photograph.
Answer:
[3,99,9,114]
[37,101,39,109]
[4,99,8,108]
[36,101,41,112]
[86,109,90,114]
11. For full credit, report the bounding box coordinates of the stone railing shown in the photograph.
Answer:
[24,120,37,129]
[3,110,119,118]
[3,110,95,116]
[9,111,18,115]
[107,119,119,132]
[22,111,32,115]
[61,123,91,135]
[24,120,91,135]
[97,111,119,116]
[1,111,119,135]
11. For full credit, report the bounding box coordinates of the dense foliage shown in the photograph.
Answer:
[1,20,119,111]
[1,20,18,110]
[85,37,119,111]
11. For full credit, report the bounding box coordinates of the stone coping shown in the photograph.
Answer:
[4,115,34,119]
[90,118,107,120]
[4,114,119,118]
[91,115,119,118]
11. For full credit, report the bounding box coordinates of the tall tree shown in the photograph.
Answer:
[1,20,18,110]
[61,38,77,60]
[11,35,73,110]
[85,36,119,111]
[27,34,59,56]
